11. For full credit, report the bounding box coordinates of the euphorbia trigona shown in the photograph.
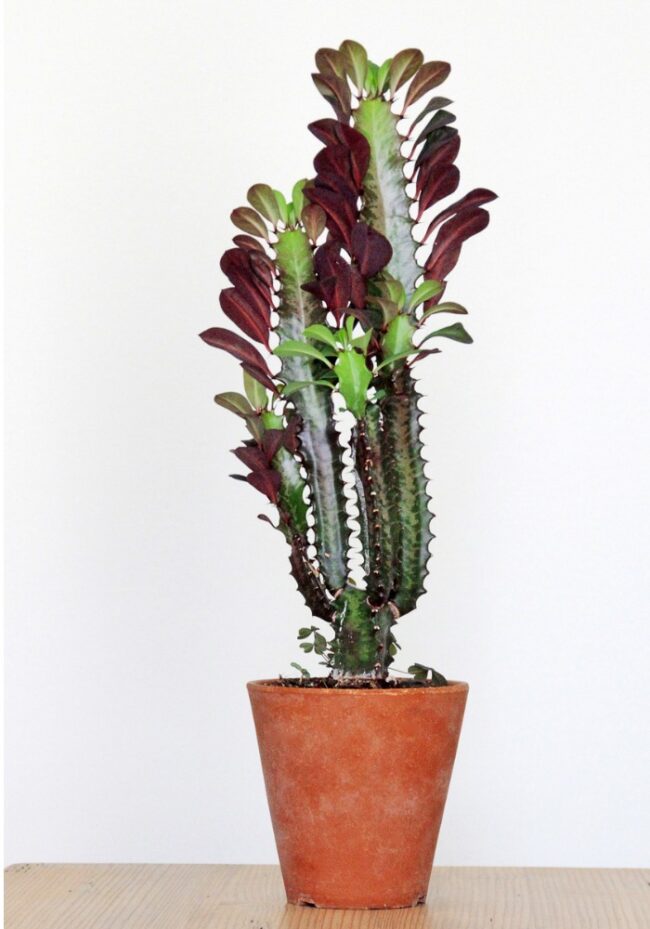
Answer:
[201,41,496,681]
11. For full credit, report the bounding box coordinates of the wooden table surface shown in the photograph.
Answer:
[5,863,649,928]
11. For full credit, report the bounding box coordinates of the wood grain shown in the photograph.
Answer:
[5,863,650,929]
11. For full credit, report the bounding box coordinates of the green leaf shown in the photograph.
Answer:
[243,370,267,410]
[376,349,414,370]
[382,314,415,362]
[340,39,368,93]
[274,340,333,367]
[245,413,264,443]
[352,329,373,353]
[292,179,308,218]
[298,626,315,639]
[303,323,339,349]
[281,379,334,398]
[334,350,372,419]
[286,203,297,227]
[247,184,281,226]
[409,279,444,310]
[300,642,314,653]
[420,322,473,344]
[365,61,379,95]
[408,663,447,686]
[369,296,400,324]
[420,301,468,320]
[290,661,311,679]
[384,278,406,310]
[273,190,290,226]
[213,391,253,418]
[377,58,392,94]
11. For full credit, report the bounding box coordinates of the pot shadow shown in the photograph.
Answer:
[278,901,431,927]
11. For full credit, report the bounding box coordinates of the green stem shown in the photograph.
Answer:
[332,587,378,675]
[274,230,351,592]
[354,98,421,302]
[380,368,433,614]
[353,403,397,605]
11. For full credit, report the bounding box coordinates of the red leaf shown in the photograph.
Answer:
[232,234,266,253]
[240,362,278,396]
[349,266,366,307]
[219,288,270,347]
[403,61,451,111]
[337,125,370,187]
[233,445,268,471]
[350,223,393,277]
[417,164,460,219]
[199,327,270,374]
[423,188,497,242]
[308,118,342,146]
[306,187,355,245]
[414,126,458,171]
[247,469,281,503]
[315,47,346,79]
[261,429,285,461]
[311,72,351,121]
[415,135,461,197]
[425,208,491,279]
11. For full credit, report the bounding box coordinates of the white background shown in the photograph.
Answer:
[5,0,650,867]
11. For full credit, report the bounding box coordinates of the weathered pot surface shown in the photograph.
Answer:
[248,679,468,909]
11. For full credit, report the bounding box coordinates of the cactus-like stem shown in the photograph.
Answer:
[274,230,351,592]
[353,403,397,605]
[332,587,377,675]
[380,368,433,614]
[354,98,421,301]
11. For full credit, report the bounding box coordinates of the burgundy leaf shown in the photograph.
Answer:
[410,96,454,131]
[199,327,270,374]
[233,445,268,472]
[247,469,281,503]
[315,47,346,79]
[306,187,355,244]
[412,109,457,149]
[314,168,359,202]
[403,61,451,111]
[230,207,268,239]
[282,415,302,454]
[336,125,371,187]
[415,134,461,197]
[349,266,366,307]
[423,188,497,242]
[240,362,278,396]
[311,72,351,121]
[248,251,275,288]
[417,164,460,219]
[308,118,342,146]
[232,234,266,253]
[314,144,352,179]
[219,289,270,347]
[261,429,285,462]
[410,347,442,364]
[414,126,459,171]
[425,208,491,279]
[301,203,327,242]
[350,223,393,277]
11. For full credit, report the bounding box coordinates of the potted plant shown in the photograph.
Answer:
[200,40,495,909]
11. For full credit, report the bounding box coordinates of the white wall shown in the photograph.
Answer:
[5,0,650,868]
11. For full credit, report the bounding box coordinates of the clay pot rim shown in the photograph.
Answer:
[248,679,468,696]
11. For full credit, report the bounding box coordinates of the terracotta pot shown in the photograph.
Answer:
[247,679,468,909]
